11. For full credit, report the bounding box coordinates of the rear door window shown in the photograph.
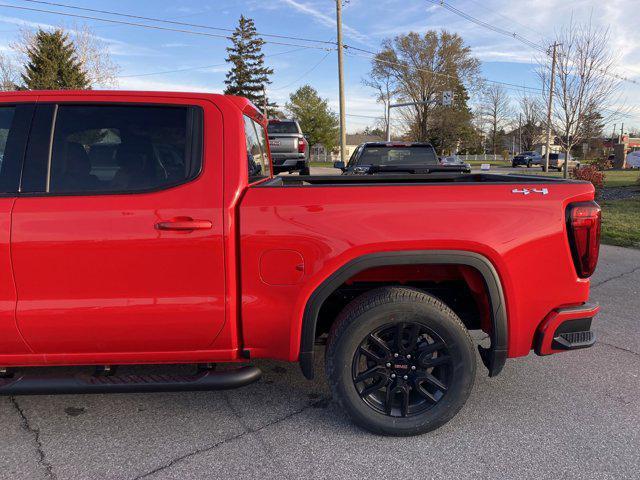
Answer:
[0,105,34,193]
[46,104,202,194]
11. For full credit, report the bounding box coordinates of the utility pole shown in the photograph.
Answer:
[518,113,522,153]
[335,0,347,165]
[620,123,624,143]
[262,85,268,118]
[386,100,391,141]
[543,42,560,173]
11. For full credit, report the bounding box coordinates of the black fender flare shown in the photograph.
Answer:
[299,250,508,379]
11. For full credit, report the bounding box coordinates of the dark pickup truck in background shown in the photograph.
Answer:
[334,142,470,175]
[267,118,309,175]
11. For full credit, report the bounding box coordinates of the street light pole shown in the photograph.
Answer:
[386,100,432,142]
[335,0,347,164]
[386,100,392,141]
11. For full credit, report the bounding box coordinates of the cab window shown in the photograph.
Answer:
[244,115,271,182]
[47,104,202,194]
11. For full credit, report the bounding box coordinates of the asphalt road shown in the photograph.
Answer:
[2,245,639,480]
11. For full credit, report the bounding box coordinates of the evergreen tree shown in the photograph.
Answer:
[224,16,274,112]
[21,29,89,90]
[286,85,339,152]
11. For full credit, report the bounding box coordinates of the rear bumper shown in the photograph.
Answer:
[512,158,533,166]
[272,157,307,172]
[272,153,305,162]
[534,303,599,355]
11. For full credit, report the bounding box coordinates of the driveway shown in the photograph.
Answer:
[2,245,639,480]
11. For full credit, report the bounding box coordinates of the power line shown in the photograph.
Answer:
[346,113,380,119]
[120,47,311,78]
[270,50,332,91]
[344,47,544,94]
[0,3,333,50]
[425,0,546,53]
[21,0,335,47]
[426,0,640,86]
[464,0,542,39]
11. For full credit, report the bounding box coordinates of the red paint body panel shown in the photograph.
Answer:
[11,95,227,356]
[0,90,598,370]
[0,199,29,354]
[238,183,594,361]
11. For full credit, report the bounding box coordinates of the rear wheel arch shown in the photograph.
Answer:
[298,250,508,380]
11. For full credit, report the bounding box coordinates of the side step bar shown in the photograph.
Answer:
[553,330,596,350]
[0,366,262,395]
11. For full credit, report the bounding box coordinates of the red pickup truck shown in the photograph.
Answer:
[0,91,601,436]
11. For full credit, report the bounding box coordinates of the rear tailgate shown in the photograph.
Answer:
[268,134,299,154]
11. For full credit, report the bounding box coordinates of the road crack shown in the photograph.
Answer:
[591,266,640,289]
[9,396,56,480]
[132,397,330,480]
[597,341,640,357]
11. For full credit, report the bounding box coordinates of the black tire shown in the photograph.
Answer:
[325,286,476,436]
[526,161,531,168]
[512,162,517,168]
[299,165,311,175]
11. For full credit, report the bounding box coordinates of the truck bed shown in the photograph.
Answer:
[264,173,582,186]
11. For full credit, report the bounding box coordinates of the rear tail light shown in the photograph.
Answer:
[566,201,601,278]
[298,138,307,154]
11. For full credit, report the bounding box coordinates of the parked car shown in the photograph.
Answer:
[440,155,472,173]
[334,142,470,175]
[267,118,309,175]
[512,151,543,168]
[0,90,601,437]
[546,152,581,171]
[626,150,640,168]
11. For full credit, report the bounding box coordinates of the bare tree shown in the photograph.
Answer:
[12,24,120,88]
[0,53,19,91]
[481,84,512,154]
[517,94,543,151]
[538,18,621,175]
[368,31,480,141]
[362,51,394,137]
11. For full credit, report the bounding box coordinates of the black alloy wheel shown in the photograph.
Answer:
[352,322,451,418]
[325,287,476,436]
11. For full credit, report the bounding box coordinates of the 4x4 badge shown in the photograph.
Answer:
[512,188,549,195]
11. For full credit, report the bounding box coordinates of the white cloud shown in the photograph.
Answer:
[0,14,161,58]
[161,42,192,49]
[115,76,220,93]
[279,0,371,45]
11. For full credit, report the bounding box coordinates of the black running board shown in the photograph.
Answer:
[552,331,596,350]
[0,366,262,395]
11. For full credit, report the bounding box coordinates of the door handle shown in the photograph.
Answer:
[155,217,213,231]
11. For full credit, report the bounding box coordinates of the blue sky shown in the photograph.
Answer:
[0,0,639,133]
